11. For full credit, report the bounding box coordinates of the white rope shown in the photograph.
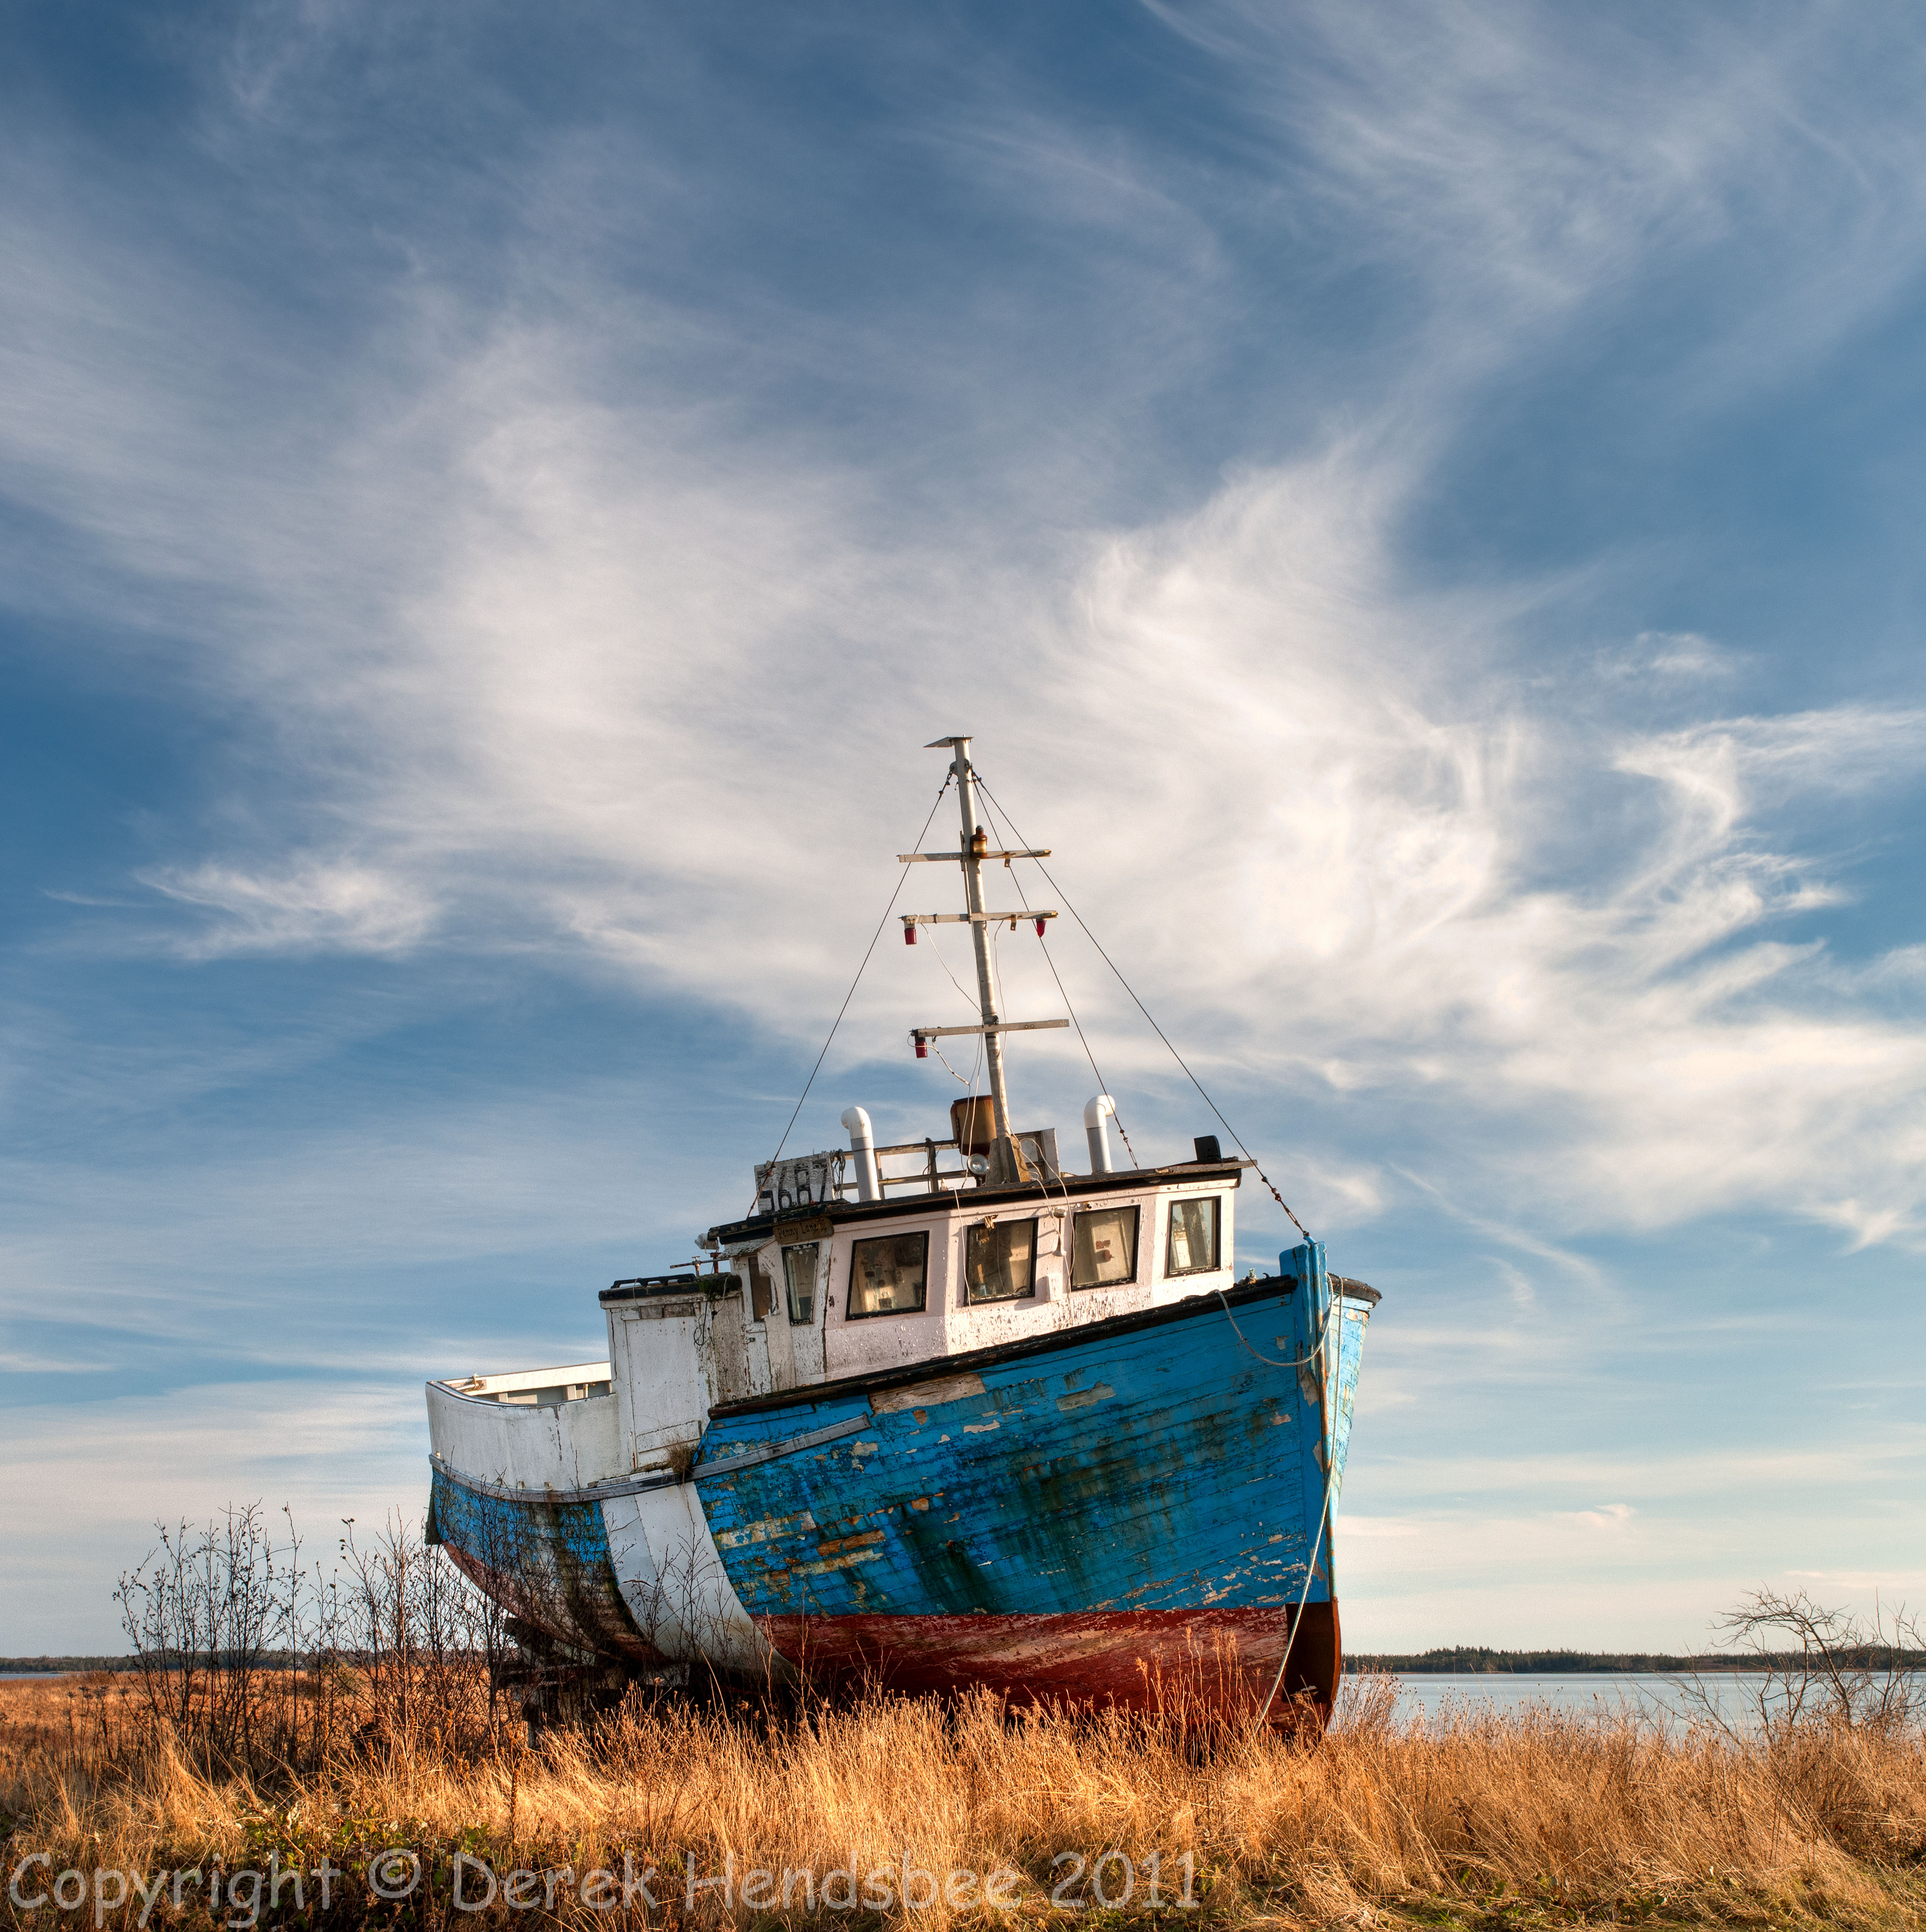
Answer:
[1216,1284,1332,1369]
[1255,1475,1333,1730]
[1250,1280,1341,1729]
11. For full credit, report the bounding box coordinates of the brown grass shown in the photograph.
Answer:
[3,1671,1923,1930]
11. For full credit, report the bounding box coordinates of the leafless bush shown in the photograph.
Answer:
[114,1504,312,1772]
[1333,1669,1401,1738]
[1685,1588,1924,1742]
[113,1502,503,1776]
[1670,1588,1926,1866]
[334,1513,495,1756]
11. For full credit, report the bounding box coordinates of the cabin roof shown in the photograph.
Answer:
[600,1271,744,1306]
[700,1154,1253,1249]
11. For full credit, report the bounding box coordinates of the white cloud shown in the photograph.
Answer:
[1596,632,1740,681]
[139,857,437,955]
[1635,630,1736,678]
[1,2,1924,1264]
[1060,465,1926,1241]
[1561,1502,1636,1531]
[9,284,1926,1247]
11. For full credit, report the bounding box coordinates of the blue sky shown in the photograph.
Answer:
[3,0,1924,1654]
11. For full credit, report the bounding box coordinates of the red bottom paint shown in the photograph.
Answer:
[762,1602,1341,1725]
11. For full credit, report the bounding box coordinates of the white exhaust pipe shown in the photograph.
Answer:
[841,1105,881,1203]
[1084,1094,1117,1175]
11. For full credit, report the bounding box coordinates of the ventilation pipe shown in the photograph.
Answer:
[841,1105,882,1203]
[1084,1094,1117,1175]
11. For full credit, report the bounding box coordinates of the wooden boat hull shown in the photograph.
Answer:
[430,1248,1373,1721]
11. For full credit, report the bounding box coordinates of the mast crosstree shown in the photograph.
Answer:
[903,735,1066,1184]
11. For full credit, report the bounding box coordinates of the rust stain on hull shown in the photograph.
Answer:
[761,1602,1340,1725]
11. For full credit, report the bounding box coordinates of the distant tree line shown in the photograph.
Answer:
[0,1656,136,1674]
[1347,1643,1926,1675]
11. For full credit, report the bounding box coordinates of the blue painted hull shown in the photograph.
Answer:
[429,1475,665,1662]
[696,1243,1370,1713]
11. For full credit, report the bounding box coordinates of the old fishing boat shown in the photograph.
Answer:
[426,737,1377,1723]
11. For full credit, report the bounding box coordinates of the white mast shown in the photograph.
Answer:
[903,736,1065,1186]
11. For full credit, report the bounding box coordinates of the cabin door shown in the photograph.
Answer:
[781,1241,828,1382]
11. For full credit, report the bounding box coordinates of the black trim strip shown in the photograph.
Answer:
[430,1453,680,1506]
[702,1160,1249,1247]
[708,1271,1380,1419]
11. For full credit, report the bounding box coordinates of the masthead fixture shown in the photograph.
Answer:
[904,735,1065,1183]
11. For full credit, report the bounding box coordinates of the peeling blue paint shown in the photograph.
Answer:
[699,1255,1369,1623]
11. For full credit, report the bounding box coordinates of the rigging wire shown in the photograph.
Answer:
[912,874,989,1154]
[975,773,1313,1242]
[918,923,987,1097]
[930,1028,985,1101]
[1035,932,1139,1167]
[924,923,981,1013]
[931,783,1080,1233]
[972,787,1138,1164]
[747,772,954,1214]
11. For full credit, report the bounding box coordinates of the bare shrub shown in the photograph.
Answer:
[111,1503,501,1777]
[1706,1588,1923,1738]
[113,1504,305,1772]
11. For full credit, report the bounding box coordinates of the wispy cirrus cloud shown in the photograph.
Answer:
[7,132,1926,1250]
[139,858,437,956]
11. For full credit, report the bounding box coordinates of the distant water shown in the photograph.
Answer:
[1372,1672,1814,1730]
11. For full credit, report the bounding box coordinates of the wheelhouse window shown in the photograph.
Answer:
[847,1231,930,1319]
[782,1243,819,1325]
[1164,1196,1221,1277]
[965,1217,1036,1303]
[1071,1204,1139,1290]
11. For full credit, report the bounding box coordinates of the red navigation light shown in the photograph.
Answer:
[1034,918,1046,937]
[904,923,917,945]
[914,1035,929,1059]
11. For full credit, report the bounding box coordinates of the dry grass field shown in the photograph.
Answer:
[4,1666,1923,1932]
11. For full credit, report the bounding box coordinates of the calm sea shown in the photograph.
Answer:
[1372,1672,1814,1729]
